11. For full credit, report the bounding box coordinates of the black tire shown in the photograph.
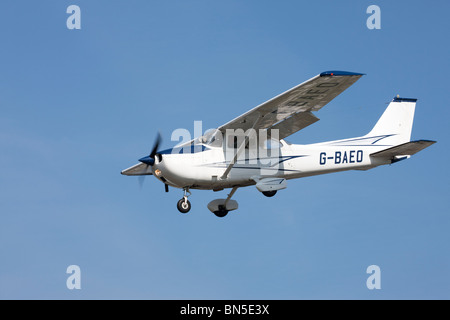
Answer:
[177,198,191,213]
[213,205,228,218]
[214,210,229,218]
[262,190,277,197]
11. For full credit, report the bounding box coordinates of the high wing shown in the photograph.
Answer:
[218,71,364,139]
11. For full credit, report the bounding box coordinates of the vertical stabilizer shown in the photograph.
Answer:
[365,97,416,145]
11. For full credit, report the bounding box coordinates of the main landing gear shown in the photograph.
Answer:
[207,187,239,218]
[262,190,277,197]
[176,187,240,218]
[213,205,229,218]
[176,188,191,214]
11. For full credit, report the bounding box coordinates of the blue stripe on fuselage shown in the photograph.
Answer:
[158,145,210,155]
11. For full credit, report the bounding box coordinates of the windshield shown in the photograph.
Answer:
[197,129,223,147]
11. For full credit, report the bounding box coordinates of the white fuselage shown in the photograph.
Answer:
[152,135,392,191]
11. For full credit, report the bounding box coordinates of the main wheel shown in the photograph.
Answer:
[177,198,191,213]
[213,205,229,218]
[214,210,229,218]
[262,190,277,197]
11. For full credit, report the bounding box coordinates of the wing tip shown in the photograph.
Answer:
[320,70,365,77]
[392,97,418,103]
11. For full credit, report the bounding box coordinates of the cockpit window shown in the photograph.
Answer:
[180,130,283,150]
[197,129,223,147]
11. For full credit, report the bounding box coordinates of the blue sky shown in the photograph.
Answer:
[0,0,448,299]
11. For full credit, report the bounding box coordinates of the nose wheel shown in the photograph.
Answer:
[177,198,191,213]
[177,188,192,214]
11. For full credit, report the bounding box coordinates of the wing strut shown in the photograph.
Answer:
[220,116,261,180]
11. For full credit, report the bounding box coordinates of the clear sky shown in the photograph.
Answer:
[0,0,449,299]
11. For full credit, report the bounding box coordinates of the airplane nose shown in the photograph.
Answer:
[139,156,155,166]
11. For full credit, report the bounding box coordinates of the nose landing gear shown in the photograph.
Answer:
[176,188,191,214]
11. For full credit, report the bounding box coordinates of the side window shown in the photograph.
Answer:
[227,135,238,149]
[264,138,282,149]
[227,135,249,149]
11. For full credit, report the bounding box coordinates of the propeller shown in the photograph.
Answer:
[137,132,162,189]
[138,175,146,189]
[139,132,162,166]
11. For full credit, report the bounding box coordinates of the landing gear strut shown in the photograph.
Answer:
[177,188,191,214]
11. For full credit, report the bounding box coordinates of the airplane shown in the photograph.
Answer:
[121,71,436,217]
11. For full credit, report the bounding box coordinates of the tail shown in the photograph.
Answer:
[365,97,416,145]
[365,97,436,162]
[320,96,435,159]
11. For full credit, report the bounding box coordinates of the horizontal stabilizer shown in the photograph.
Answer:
[121,162,153,176]
[370,140,436,159]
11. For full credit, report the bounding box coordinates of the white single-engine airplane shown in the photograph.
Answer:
[122,71,435,217]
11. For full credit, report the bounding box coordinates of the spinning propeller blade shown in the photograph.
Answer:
[139,132,162,166]
[137,132,162,188]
